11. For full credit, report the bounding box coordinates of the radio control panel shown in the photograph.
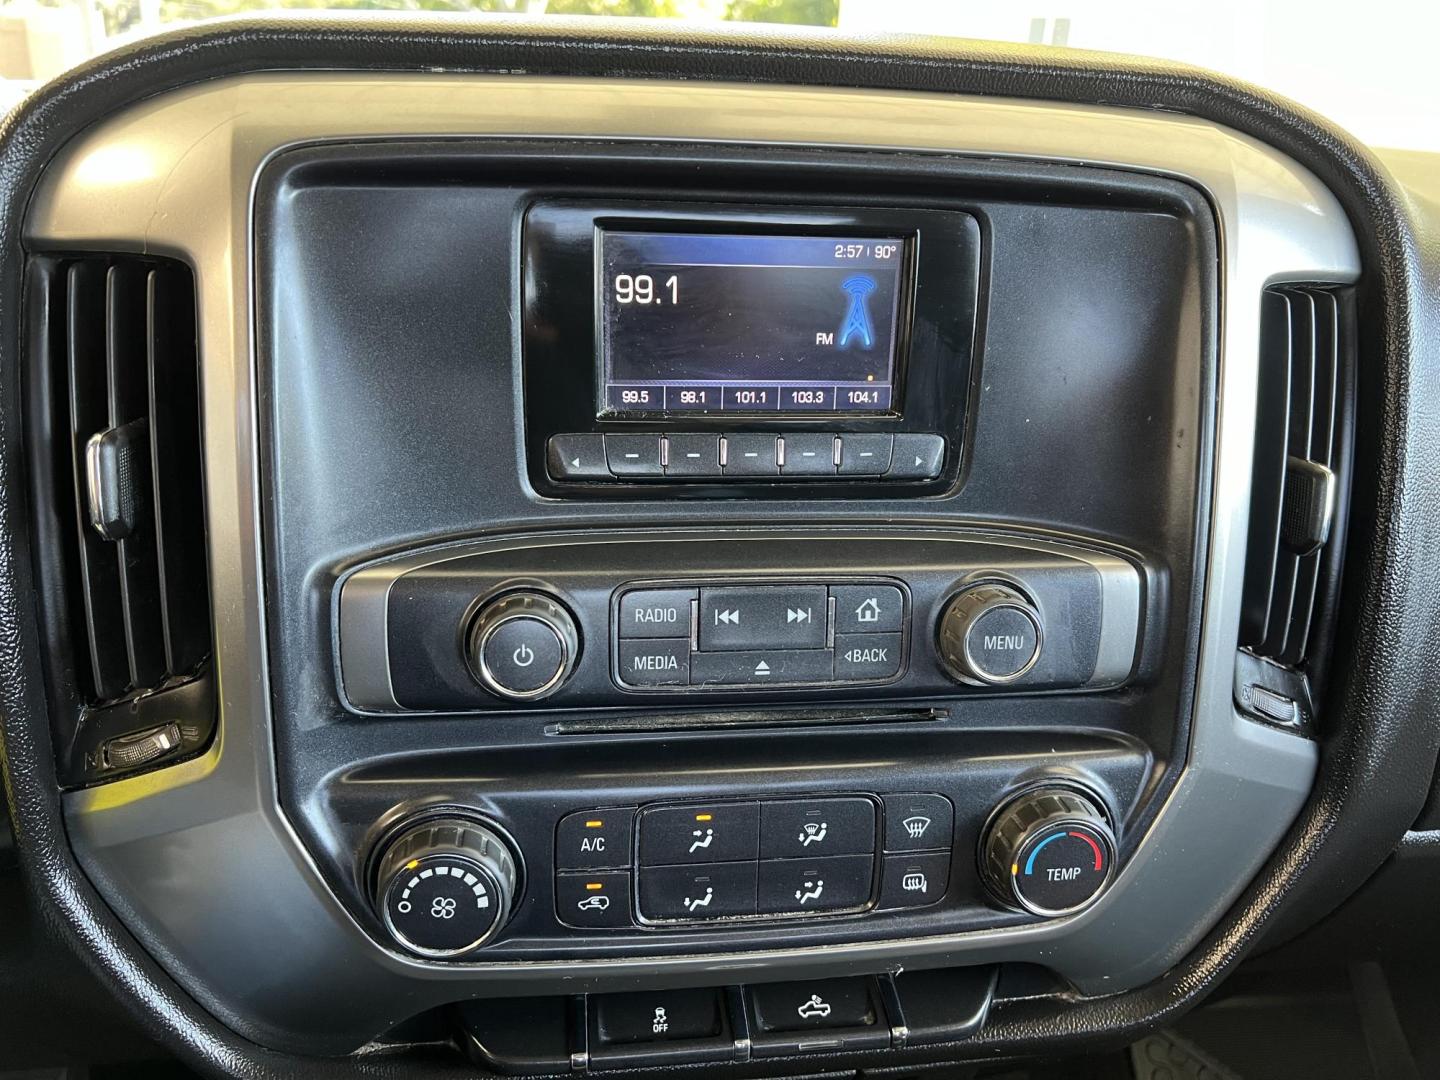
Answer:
[336,529,1143,714]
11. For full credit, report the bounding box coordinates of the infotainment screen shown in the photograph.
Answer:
[598,231,908,415]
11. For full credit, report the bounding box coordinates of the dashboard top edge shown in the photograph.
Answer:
[24,73,1359,284]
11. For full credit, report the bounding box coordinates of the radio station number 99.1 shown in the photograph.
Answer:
[613,274,678,305]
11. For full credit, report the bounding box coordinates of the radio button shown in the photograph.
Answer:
[837,434,893,475]
[547,433,610,480]
[639,802,760,866]
[886,434,945,479]
[605,434,663,477]
[699,586,827,651]
[760,798,876,859]
[722,434,779,476]
[617,640,690,687]
[757,855,873,915]
[618,588,694,640]
[834,633,903,681]
[779,433,837,475]
[831,585,904,634]
[663,434,722,477]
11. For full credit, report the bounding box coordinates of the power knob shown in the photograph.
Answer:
[374,816,519,958]
[466,591,580,701]
[982,787,1116,917]
[937,583,1043,685]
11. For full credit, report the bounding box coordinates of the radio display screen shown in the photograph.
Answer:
[598,231,908,415]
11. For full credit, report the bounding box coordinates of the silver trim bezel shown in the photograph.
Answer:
[22,74,1357,1053]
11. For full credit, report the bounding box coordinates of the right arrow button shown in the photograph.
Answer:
[885,434,946,480]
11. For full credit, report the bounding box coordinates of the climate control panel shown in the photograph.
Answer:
[552,794,954,930]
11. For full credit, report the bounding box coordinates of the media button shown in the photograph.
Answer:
[605,434,663,477]
[834,633,903,681]
[698,586,828,651]
[618,640,690,687]
[779,433,837,476]
[618,588,695,640]
[722,434,779,476]
[723,384,781,411]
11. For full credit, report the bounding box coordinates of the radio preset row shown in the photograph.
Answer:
[547,432,945,483]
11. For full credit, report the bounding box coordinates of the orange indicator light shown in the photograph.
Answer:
[585,883,604,891]
[695,813,713,822]
[585,820,603,828]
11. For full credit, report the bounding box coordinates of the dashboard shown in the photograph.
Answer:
[0,20,1437,1080]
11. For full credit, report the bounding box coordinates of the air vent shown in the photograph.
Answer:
[26,255,214,784]
[1239,286,1354,674]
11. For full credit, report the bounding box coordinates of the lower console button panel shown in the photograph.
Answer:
[461,969,999,1073]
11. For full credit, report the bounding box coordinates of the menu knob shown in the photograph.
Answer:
[937,583,1042,685]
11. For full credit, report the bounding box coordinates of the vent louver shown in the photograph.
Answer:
[1239,286,1354,671]
[27,255,214,784]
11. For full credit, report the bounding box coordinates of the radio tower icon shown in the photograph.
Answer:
[838,275,876,349]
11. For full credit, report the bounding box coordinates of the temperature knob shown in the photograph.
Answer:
[374,816,519,958]
[983,787,1115,917]
[466,591,580,701]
